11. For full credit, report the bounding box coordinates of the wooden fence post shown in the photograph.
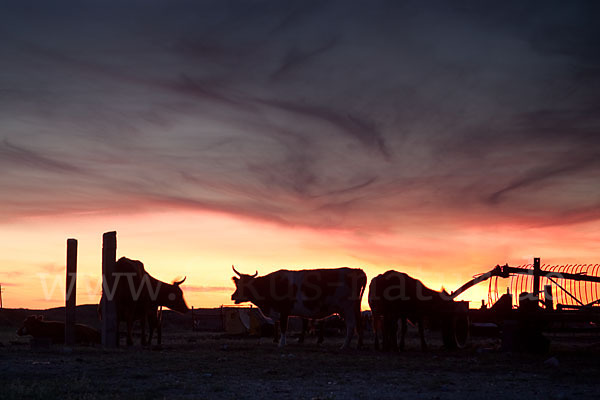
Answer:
[65,238,77,346]
[101,231,118,348]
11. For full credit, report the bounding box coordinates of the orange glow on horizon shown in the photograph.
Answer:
[1,209,598,311]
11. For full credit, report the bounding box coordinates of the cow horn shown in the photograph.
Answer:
[174,276,186,286]
[232,265,258,278]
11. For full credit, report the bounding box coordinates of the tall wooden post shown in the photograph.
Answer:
[0,283,3,309]
[65,238,78,346]
[101,231,118,348]
[533,257,541,301]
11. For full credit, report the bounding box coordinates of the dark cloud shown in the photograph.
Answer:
[487,156,600,205]
[255,99,389,158]
[270,36,339,80]
[1,0,599,230]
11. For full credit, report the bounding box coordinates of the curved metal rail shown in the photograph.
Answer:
[451,261,600,309]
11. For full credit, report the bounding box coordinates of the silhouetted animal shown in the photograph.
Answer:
[368,270,458,351]
[17,315,100,345]
[231,266,366,348]
[100,257,189,346]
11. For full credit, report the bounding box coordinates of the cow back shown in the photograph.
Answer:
[251,268,365,319]
[369,270,453,320]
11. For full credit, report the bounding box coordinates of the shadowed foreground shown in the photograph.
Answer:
[1,329,599,400]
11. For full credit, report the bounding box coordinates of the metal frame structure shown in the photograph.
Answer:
[449,258,600,351]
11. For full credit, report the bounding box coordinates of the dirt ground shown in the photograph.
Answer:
[1,325,600,400]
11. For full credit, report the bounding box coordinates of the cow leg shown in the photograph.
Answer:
[341,312,356,350]
[382,315,394,351]
[278,315,288,347]
[298,318,307,344]
[381,316,388,350]
[140,316,147,347]
[147,314,154,347]
[273,320,280,343]
[418,317,428,351]
[316,320,324,344]
[157,322,162,346]
[399,317,407,351]
[389,317,399,352]
[156,307,163,346]
[126,318,134,346]
[147,307,163,347]
[115,319,120,347]
[355,307,364,349]
[373,315,381,351]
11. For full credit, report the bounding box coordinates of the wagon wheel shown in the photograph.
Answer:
[442,314,470,349]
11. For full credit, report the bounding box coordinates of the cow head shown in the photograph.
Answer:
[165,277,190,313]
[231,265,258,304]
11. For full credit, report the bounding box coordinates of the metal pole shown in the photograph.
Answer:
[101,231,118,348]
[0,283,3,309]
[502,265,600,284]
[544,285,553,310]
[533,257,541,300]
[65,238,78,346]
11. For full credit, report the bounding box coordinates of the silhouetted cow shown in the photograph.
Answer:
[17,315,100,345]
[100,257,189,346]
[231,266,366,348]
[369,270,459,351]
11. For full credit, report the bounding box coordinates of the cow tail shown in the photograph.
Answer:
[357,270,367,302]
[356,270,367,346]
[97,297,103,321]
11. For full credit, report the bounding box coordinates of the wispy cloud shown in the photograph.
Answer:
[487,156,600,205]
[0,281,22,287]
[1,0,599,231]
[0,140,84,174]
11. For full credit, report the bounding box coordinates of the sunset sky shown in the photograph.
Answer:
[1,0,599,310]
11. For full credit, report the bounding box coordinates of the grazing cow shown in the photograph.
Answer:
[17,315,100,345]
[369,270,459,351]
[231,266,366,349]
[100,257,189,346]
